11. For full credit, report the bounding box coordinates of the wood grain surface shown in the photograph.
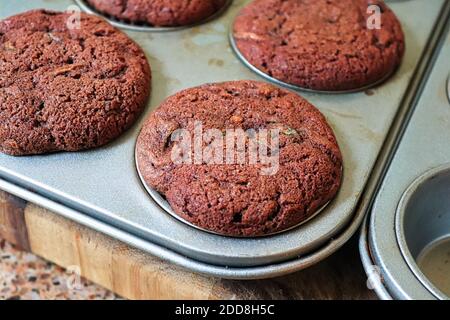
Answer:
[0,190,376,300]
[0,191,29,251]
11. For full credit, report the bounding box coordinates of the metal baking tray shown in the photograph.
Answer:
[0,0,446,278]
[360,12,450,299]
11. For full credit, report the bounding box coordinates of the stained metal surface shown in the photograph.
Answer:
[0,0,445,277]
[365,15,450,299]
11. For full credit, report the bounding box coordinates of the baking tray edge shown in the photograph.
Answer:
[0,176,366,280]
[357,0,450,300]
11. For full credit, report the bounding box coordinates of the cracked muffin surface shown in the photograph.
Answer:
[233,0,405,91]
[0,10,151,156]
[136,81,342,237]
[86,0,227,27]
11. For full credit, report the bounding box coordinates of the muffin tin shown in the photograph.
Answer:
[360,14,450,299]
[0,0,448,280]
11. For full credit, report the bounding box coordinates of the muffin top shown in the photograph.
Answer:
[86,0,227,27]
[136,80,342,236]
[0,10,151,155]
[233,0,405,91]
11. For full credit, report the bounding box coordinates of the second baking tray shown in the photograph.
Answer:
[0,0,446,276]
[360,18,450,299]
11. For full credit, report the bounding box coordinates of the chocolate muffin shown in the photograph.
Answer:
[86,0,228,27]
[232,0,405,91]
[0,10,151,156]
[136,80,342,237]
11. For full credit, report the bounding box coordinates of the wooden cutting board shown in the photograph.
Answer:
[0,190,376,300]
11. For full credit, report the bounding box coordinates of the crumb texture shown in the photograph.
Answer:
[86,0,227,27]
[137,81,343,236]
[233,0,405,91]
[0,10,151,156]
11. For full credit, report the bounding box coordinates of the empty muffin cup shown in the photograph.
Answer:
[396,165,450,299]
